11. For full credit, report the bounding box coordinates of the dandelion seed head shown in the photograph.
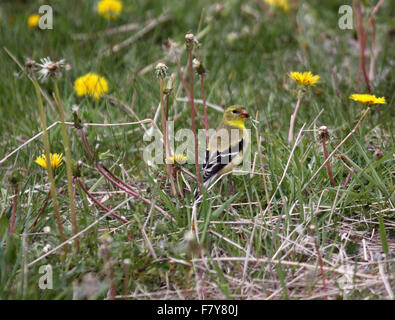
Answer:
[163,39,182,63]
[37,57,66,82]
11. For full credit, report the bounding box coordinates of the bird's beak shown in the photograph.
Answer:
[240,110,250,118]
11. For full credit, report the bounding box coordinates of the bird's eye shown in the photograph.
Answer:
[232,110,238,114]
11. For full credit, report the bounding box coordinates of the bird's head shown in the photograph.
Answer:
[222,105,250,129]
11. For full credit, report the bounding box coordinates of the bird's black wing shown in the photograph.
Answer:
[202,138,244,183]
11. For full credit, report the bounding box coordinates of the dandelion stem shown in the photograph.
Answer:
[165,94,170,121]
[95,162,172,220]
[160,78,177,196]
[188,50,202,191]
[79,129,95,161]
[176,59,190,99]
[354,0,384,93]
[302,107,370,192]
[363,0,384,85]
[32,79,67,247]
[53,79,79,252]
[199,74,209,147]
[29,191,51,231]
[9,184,18,237]
[100,164,140,195]
[76,177,129,224]
[288,95,302,145]
[343,170,353,189]
[176,60,200,116]
[321,138,335,187]
[313,234,328,299]
[75,107,173,220]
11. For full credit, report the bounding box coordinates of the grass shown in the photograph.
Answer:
[0,0,394,299]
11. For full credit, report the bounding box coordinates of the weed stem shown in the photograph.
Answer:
[32,79,67,248]
[53,79,79,252]
[9,184,18,236]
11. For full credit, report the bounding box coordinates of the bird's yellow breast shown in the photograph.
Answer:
[225,119,246,130]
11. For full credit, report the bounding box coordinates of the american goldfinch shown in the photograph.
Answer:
[194,105,250,198]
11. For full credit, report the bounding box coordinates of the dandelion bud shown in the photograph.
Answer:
[185,32,197,50]
[155,62,168,79]
[185,32,194,42]
[192,58,206,75]
[25,59,38,73]
[184,230,200,256]
[318,126,329,141]
[192,58,200,69]
[184,230,195,242]
[72,105,83,129]
[164,73,176,95]
[226,32,239,45]
[308,225,316,234]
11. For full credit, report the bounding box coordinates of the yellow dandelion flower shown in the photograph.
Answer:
[74,73,109,100]
[264,0,290,12]
[289,71,320,87]
[97,0,123,19]
[349,94,386,105]
[168,154,188,164]
[27,14,40,28]
[35,153,63,170]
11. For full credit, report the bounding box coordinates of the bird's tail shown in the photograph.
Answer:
[192,175,217,200]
